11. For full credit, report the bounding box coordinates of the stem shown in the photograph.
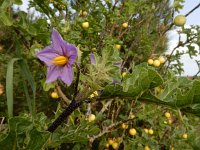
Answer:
[56,85,71,105]
[185,3,200,17]
[178,109,183,123]
[47,100,90,133]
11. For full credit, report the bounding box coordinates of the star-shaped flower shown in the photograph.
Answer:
[36,29,77,86]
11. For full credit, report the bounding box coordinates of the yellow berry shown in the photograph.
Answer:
[88,114,96,122]
[168,119,172,125]
[83,11,87,16]
[112,142,118,150]
[144,145,151,150]
[108,139,114,145]
[164,112,171,118]
[122,72,127,77]
[158,56,165,64]
[105,143,109,148]
[121,123,128,129]
[51,92,59,99]
[147,59,154,65]
[153,59,161,67]
[130,114,135,119]
[79,10,83,16]
[174,15,186,27]
[148,129,154,135]
[129,128,137,136]
[92,47,96,51]
[89,91,98,98]
[82,22,89,28]
[182,133,188,139]
[122,22,128,28]
[115,44,121,50]
[144,128,149,134]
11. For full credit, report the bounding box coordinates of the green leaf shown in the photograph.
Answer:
[101,64,163,98]
[140,77,200,116]
[0,117,32,150]
[13,0,22,5]
[42,80,55,92]
[25,128,50,150]
[15,38,36,116]
[0,131,17,150]
[6,58,21,118]
[0,12,13,26]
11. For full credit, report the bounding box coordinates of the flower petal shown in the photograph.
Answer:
[36,46,59,66]
[51,29,64,55]
[61,41,77,65]
[46,65,60,83]
[89,53,96,64]
[59,65,73,86]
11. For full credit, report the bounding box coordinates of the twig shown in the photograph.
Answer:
[0,117,5,131]
[47,99,91,133]
[185,2,200,17]
[89,118,133,143]
[56,85,71,105]
[192,70,200,79]
[163,35,197,73]
[99,99,113,114]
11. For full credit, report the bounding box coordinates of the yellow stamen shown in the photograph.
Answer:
[53,56,68,66]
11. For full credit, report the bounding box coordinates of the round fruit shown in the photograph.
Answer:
[164,112,171,118]
[79,10,83,16]
[153,59,161,67]
[122,22,128,28]
[79,10,87,17]
[115,44,121,50]
[174,15,186,27]
[83,11,87,16]
[122,72,127,78]
[148,129,154,135]
[88,114,96,122]
[108,139,114,145]
[144,145,151,150]
[182,133,188,139]
[82,22,89,28]
[51,92,59,99]
[121,123,128,129]
[168,119,172,125]
[147,59,154,65]
[112,142,118,150]
[144,128,149,134]
[105,143,109,148]
[130,114,135,119]
[92,47,96,51]
[158,56,165,64]
[129,128,137,136]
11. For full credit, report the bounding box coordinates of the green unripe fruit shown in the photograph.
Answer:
[174,15,186,27]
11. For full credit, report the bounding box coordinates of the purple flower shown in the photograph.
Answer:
[36,29,77,86]
[89,53,96,64]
